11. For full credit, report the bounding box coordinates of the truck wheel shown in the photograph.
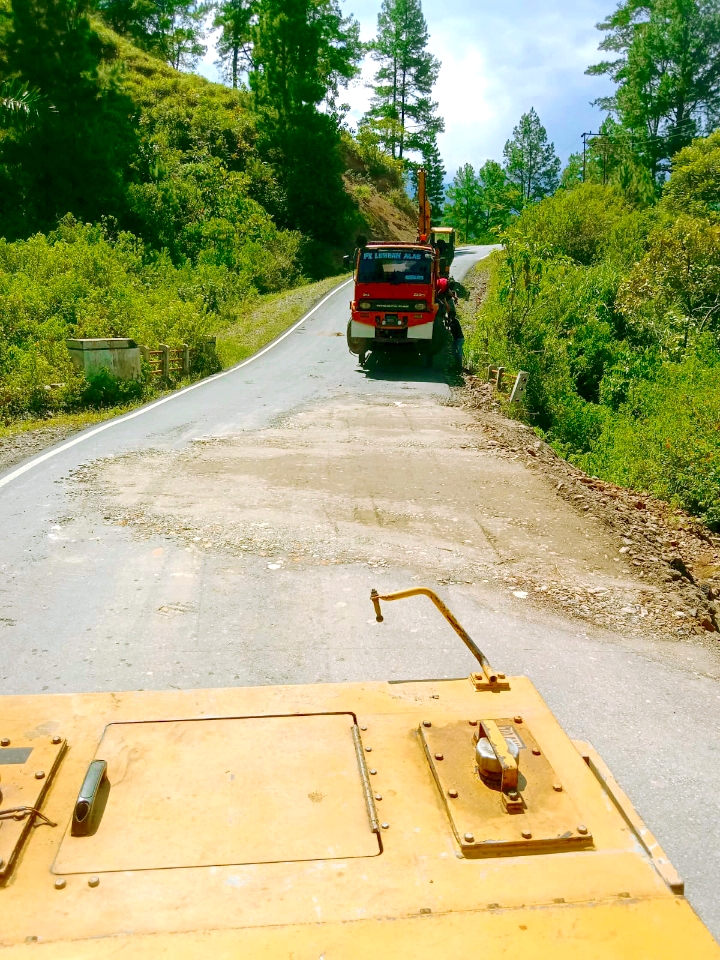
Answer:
[346,319,363,356]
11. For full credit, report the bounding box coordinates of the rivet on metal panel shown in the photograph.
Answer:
[464,832,475,842]
[448,789,458,798]
[487,903,500,909]
[434,753,444,761]
[52,736,62,745]
[365,746,372,752]
[553,782,563,792]
[577,824,589,835]
[522,830,532,840]
[88,877,100,888]
[369,769,377,775]
[508,790,519,801]
[54,879,66,890]
[1,738,9,746]
[468,719,477,725]
[360,726,367,731]
[34,771,46,780]
[514,716,523,724]
[554,898,566,904]
[532,748,541,756]
[422,720,432,728]
[381,822,390,830]
[375,794,382,801]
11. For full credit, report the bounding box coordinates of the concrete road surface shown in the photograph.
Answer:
[1,244,719,939]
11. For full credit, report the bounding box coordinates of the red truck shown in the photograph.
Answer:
[346,169,452,368]
[346,240,444,367]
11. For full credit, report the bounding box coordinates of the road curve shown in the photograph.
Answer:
[1,243,720,940]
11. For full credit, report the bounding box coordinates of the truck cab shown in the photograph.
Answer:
[347,242,443,366]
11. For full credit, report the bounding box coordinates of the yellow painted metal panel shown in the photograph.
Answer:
[0,677,717,956]
[2,901,719,958]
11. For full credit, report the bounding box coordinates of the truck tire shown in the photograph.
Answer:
[346,319,363,356]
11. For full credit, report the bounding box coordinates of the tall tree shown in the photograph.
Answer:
[443,163,481,241]
[98,0,210,70]
[363,0,444,163]
[419,134,445,208]
[250,0,360,118]
[587,0,720,177]
[477,159,513,231]
[214,0,256,88]
[503,108,560,207]
[249,0,361,243]
[1,0,137,239]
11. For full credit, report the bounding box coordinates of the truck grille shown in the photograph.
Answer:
[364,300,426,312]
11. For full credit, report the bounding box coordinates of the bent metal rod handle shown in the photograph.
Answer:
[370,587,499,683]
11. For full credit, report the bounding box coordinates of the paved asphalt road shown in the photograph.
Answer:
[1,243,719,939]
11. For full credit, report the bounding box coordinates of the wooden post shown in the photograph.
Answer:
[139,345,149,364]
[487,365,495,383]
[510,371,529,403]
[182,344,190,376]
[159,344,170,379]
[496,366,505,391]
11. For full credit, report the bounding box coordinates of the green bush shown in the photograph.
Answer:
[468,135,720,526]
[0,217,248,422]
[581,346,720,529]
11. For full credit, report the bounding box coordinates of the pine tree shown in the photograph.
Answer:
[214,0,256,88]
[363,0,444,163]
[477,160,512,231]
[419,134,445,209]
[250,0,360,118]
[502,108,560,207]
[249,0,361,242]
[98,0,210,70]
[443,163,481,241]
[586,0,720,178]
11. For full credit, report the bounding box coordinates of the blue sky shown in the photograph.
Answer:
[197,0,617,178]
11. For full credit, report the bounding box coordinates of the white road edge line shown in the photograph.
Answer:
[0,277,354,491]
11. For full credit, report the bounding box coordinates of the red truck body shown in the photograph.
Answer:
[348,242,441,358]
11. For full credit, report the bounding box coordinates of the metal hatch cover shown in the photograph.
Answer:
[54,714,380,874]
[421,719,593,856]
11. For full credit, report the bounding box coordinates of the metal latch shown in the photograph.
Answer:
[420,719,592,857]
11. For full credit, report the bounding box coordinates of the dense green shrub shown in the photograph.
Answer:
[468,135,720,528]
[0,217,269,421]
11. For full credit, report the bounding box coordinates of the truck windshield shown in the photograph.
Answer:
[357,249,433,285]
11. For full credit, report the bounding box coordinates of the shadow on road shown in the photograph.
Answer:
[355,346,463,387]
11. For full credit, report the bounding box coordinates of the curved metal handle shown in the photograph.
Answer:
[71,760,108,837]
[370,587,499,684]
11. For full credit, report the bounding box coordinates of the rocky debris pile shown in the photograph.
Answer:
[460,378,720,639]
